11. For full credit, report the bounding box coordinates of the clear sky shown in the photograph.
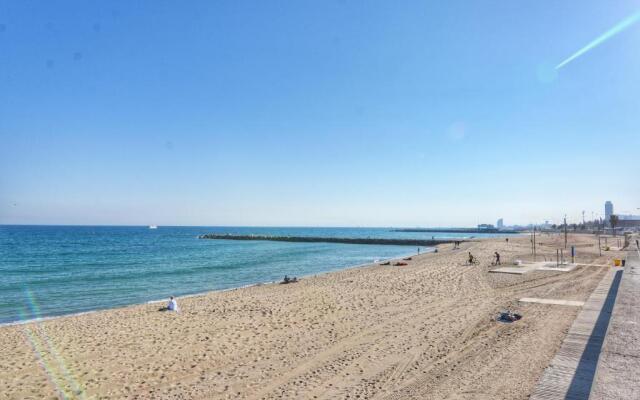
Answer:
[1,0,639,227]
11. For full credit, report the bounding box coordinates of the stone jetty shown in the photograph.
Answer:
[198,233,456,247]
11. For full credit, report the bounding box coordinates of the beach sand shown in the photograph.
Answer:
[0,233,624,399]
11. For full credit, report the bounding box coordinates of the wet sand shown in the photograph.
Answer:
[0,233,623,399]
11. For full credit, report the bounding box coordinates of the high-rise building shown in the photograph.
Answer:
[496,218,504,229]
[605,201,613,226]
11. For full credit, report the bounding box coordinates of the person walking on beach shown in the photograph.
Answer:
[167,296,179,312]
[494,252,501,265]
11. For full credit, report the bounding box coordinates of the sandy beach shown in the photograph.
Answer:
[1,233,624,399]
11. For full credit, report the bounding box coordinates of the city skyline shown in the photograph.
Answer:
[1,200,634,228]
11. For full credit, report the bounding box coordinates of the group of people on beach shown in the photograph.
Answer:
[162,245,505,315]
[281,275,298,284]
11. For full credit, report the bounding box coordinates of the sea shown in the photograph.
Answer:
[0,225,505,325]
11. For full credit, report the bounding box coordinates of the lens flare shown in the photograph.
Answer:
[556,11,640,69]
[20,289,85,399]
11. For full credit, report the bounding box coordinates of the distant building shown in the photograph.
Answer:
[618,214,640,228]
[496,218,504,229]
[603,201,640,229]
[477,224,495,230]
[605,201,613,226]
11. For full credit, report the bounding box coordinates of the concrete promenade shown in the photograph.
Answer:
[530,237,639,399]
[529,266,623,400]
[590,242,640,399]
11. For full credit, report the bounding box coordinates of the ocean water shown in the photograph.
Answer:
[0,225,503,324]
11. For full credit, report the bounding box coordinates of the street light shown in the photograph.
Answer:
[564,214,568,249]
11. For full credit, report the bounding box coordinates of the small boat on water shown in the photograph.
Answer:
[149,225,158,229]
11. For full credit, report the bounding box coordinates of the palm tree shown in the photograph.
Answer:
[610,214,619,236]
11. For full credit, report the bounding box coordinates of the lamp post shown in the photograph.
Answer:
[598,234,602,256]
[531,223,537,260]
[564,215,568,249]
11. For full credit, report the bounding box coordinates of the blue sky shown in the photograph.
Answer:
[1,0,639,227]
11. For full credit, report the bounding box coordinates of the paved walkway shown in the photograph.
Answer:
[590,244,640,399]
[530,265,623,400]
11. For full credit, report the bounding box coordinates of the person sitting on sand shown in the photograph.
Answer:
[167,296,179,312]
[494,252,501,265]
[468,252,475,264]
